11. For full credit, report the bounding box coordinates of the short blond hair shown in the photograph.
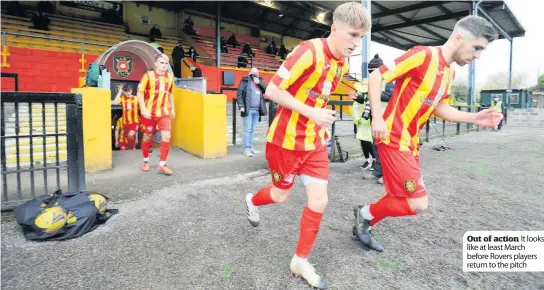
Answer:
[333,2,372,33]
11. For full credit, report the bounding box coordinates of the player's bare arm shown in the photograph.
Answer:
[112,89,122,105]
[137,91,151,119]
[265,83,336,127]
[169,92,175,118]
[434,102,503,129]
[368,69,388,139]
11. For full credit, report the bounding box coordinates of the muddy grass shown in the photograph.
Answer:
[2,127,543,290]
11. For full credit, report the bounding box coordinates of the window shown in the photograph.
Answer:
[510,94,519,105]
[141,16,150,25]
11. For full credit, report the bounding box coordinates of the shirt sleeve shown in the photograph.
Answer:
[137,72,149,93]
[379,46,429,83]
[271,42,314,90]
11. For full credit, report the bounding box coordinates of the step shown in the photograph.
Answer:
[5,151,68,166]
[5,136,67,147]
[6,144,67,155]
[5,126,66,136]
[8,116,67,122]
[4,120,67,128]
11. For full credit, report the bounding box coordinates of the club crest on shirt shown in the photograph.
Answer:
[335,66,343,80]
[404,180,416,193]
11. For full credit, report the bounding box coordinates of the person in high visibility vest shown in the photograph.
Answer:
[491,96,504,130]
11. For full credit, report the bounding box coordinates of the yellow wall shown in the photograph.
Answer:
[327,79,356,116]
[125,2,177,37]
[71,88,112,172]
[171,88,227,159]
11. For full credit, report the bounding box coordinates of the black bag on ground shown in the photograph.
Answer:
[14,190,118,241]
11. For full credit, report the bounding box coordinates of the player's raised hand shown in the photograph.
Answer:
[474,108,504,129]
[371,117,389,140]
[348,92,358,99]
[309,107,336,127]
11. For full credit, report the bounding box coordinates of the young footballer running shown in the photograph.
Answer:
[353,15,503,252]
[244,3,371,289]
[137,53,176,175]
[113,84,139,150]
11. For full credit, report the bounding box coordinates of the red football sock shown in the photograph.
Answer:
[295,206,324,258]
[159,141,170,162]
[141,138,152,159]
[251,185,274,206]
[368,194,416,226]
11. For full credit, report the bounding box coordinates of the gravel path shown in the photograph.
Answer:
[2,126,543,290]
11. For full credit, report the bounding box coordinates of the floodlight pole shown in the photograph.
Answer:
[467,0,480,109]
[215,2,221,67]
[360,0,371,79]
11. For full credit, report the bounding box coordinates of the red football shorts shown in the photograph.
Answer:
[265,142,329,190]
[141,116,171,135]
[123,123,139,134]
[378,143,427,198]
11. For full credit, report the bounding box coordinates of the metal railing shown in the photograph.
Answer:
[220,86,277,146]
[1,92,86,211]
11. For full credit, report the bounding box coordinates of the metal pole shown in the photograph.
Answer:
[360,0,371,79]
[508,39,513,108]
[215,3,221,67]
[467,0,478,109]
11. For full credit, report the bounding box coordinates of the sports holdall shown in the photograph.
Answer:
[14,190,118,241]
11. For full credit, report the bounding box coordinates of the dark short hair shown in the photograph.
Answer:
[455,15,498,43]
[122,84,132,91]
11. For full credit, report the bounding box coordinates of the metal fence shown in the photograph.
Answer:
[1,92,86,211]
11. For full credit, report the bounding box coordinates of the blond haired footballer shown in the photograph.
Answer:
[244,3,371,289]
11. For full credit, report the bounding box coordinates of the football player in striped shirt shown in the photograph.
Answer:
[114,118,127,150]
[137,53,176,175]
[244,3,371,289]
[113,84,139,150]
[353,15,503,252]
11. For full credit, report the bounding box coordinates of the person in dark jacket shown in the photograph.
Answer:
[236,67,267,157]
[171,40,185,81]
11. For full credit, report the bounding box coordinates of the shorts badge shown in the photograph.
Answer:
[404,180,416,193]
[272,171,282,183]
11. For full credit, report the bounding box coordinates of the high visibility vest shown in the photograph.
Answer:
[353,101,388,142]
[491,100,502,113]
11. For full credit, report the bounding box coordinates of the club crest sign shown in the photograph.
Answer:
[113,56,133,78]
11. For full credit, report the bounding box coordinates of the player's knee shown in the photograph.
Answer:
[128,131,136,138]
[304,181,328,212]
[142,134,152,142]
[161,132,171,142]
[270,186,291,203]
[407,195,429,213]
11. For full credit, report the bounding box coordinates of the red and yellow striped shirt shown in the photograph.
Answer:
[137,71,174,118]
[115,118,126,143]
[378,46,455,155]
[120,95,139,125]
[267,38,349,151]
